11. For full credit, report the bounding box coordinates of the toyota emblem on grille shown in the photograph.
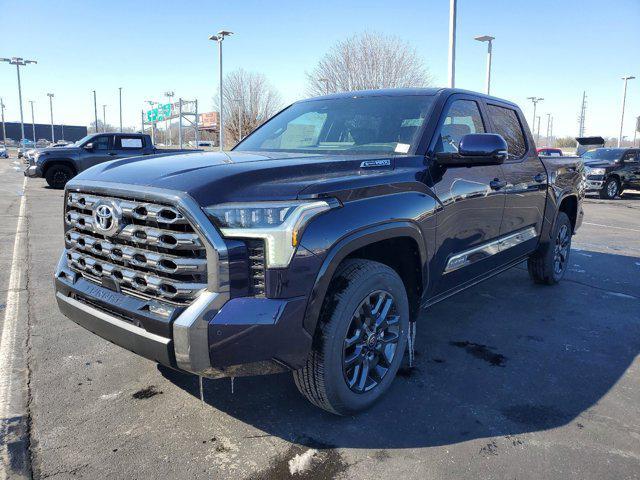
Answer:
[93,201,122,236]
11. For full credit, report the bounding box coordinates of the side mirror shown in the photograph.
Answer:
[435,133,508,167]
[83,142,94,150]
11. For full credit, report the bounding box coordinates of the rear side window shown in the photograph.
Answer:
[487,105,527,158]
[116,136,144,149]
[434,99,485,154]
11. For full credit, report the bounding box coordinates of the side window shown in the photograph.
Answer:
[434,100,485,153]
[486,105,527,158]
[93,135,112,150]
[116,136,144,149]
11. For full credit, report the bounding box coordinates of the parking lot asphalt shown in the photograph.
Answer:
[1,155,639,479]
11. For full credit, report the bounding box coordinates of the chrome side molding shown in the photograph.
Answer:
[444,226,537,274]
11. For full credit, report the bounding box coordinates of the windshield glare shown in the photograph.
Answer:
[582,148,624,161]
[235,95,436,155]
[73,134,96,147]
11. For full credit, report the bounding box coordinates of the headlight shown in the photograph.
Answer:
[204,200,333,268]
[587,167,605,175]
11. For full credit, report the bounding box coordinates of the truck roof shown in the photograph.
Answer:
[302,87,520,108]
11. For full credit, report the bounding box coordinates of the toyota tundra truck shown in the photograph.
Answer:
[25,132,196,189]
[54,88,584,415]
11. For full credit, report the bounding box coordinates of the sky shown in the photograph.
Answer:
[1,0,639,140]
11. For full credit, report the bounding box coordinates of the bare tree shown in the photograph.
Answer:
[215,69,283,148]
[306,31,432,96]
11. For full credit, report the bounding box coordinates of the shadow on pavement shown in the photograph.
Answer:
[160,249,640,450]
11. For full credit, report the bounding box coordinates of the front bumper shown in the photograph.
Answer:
[24,164,41,178]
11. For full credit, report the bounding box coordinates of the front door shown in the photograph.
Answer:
[620,150,640,188]
[486,103,547,259]
[427,95,506,295]
[83,134,116,170]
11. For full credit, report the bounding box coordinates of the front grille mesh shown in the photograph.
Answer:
[64,192,207,305]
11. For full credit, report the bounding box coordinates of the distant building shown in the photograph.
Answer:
[1,122,88,143]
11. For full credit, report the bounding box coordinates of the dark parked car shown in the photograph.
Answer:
[582,147,640,199]
[24,132,195,188]
[55,88,584,414]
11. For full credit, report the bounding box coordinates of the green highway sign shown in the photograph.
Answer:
[146,103,172,122]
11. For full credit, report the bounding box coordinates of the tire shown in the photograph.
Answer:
[45,164,74,189]
[293,259,410,415]
[599,177,620,199]
[527,211,572,285]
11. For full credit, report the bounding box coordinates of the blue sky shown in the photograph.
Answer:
[1,0,639,139]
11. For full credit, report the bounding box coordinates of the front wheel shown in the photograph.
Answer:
[293,259,409,415]
[528,211,572,285]
[599,177,620,199]
[45,165,74,189]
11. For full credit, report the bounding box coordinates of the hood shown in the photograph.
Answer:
[72,150,410,206]
[39,146,81,155]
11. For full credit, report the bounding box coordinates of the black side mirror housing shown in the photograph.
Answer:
[435,133,508,167]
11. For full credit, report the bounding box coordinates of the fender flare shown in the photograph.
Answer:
[301,221,428,335]
[41,158,77,176]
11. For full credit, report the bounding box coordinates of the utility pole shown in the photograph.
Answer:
[1,57,37,143]
[47,93,55,142]
[92,90,98,133]
[448,0,457,88]
[209,30,234,151]
[102,104,107,132]
[578,91,587,137]
[536,116,541,143]
[165,91,174,145]
[527,97,544,136]
[618,76,635,147]
[28,100,36,144]
[550,116,554,146]
[0,98,6,146]
[119,87,123,132]
[545,113,551,146]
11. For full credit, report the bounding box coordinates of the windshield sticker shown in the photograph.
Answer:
[395,143,410,153]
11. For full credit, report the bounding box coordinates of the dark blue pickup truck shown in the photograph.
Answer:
[25,132,194,188]
[54,88,584,414]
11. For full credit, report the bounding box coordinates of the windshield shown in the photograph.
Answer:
[235,95,436,155]
[582,148,624,161]
[72,134,96,147]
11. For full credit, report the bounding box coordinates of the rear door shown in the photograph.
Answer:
[428,94,507,295]
[113,135,147,159]
[486,103,546,259]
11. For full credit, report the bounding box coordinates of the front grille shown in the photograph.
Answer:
[247,239,266,296]
[587,174,604,181]
[64,191,207,306]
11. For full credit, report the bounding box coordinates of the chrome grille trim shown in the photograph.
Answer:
[64,189,209,305]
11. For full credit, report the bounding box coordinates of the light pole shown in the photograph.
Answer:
[92,90,98,133]
[119,87,123,132]
[209,30,233,151]
[47,93,55,142]
[536,116,541,143]
[145,100,157,143]
[527,97,544,137]
[0,98,6,147]
[448,0,457,88]
[318,78,331,95]
[164,91,174,145]
[474,35,494,95]
[28,100,37,145]
[102,104,107,132]
[545,113,551,146]
[618,76,635,147]
[1,57,37,144]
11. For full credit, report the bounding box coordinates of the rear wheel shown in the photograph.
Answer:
[293,259,409,415]
[527,211,572,285]
[45,165,74,189]
[599,177,619,199]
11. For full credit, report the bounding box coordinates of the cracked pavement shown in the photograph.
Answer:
[1,154,639,479]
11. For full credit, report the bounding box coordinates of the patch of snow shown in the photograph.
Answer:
[289,449,318,475]
[100,391,121,400]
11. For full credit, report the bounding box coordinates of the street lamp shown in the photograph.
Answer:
[92,90,98,133]
[1,57,37,144]
[28,100,36,145]
[0,98,6,147]
[474,35,495,95]
[527,97,544,140]
[119,87,123,132]
[47,93,55,142]
[102,104,107,132]
[165,91,174,145]
[209,30,233,151]
[618,75,635,147]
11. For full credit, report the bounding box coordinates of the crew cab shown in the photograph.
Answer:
[24,132,195,188]
[54,88,584,414]
[582,147,640,198]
